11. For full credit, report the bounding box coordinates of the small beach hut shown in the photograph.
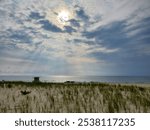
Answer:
[33,77,40,83]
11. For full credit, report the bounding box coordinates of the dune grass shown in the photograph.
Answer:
[0,82,150,113]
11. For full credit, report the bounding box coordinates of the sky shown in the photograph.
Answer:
[0,0,150,76]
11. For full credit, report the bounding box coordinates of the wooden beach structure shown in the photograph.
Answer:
[33,77,40,83]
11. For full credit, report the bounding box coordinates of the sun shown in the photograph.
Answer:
[57,10,70,24]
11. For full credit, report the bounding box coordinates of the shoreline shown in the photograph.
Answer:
[0,80,150,87]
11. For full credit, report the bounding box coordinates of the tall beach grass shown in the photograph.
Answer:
[0,82,150,113]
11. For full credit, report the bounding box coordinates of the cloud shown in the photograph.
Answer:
[0,56,52,75]
[75,5,89,22]
[125,17,150,37]
[9,29,32,43]
[29,12,45,20]
[0,0,150,75]
[83,21,129,48]
[69,19,80,27]
[74,0,150,32]
[64,25,77,34]
[39,20,63,32]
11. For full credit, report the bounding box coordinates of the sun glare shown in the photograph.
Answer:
[58,10,70,24]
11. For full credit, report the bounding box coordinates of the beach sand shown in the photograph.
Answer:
[119,83,150,88]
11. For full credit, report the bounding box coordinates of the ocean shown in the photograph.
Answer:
[0,75,150,83]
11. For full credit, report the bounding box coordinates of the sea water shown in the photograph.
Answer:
[0,75,150,83]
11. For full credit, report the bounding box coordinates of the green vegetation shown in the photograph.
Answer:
[0,82,150,113]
